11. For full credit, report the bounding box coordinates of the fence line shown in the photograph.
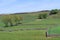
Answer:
[20,24,59,25]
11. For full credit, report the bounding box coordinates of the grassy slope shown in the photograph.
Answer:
[48,25,60,34]
[0,30,46,40]
[0,12,49,28]
[0,30,60,40]
[0,11,60,40]
[47,12,60,34]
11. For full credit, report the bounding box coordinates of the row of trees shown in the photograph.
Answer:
[1,15,22,27]
[38,9,59,19]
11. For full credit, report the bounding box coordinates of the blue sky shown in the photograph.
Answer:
[0,0,60,14]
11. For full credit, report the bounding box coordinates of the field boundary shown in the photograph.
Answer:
[46,31,60,37]
[0,28,47,32]
[21,24,59,25]
[47,34,60,37]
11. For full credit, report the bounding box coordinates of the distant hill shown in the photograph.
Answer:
[14,10,50,14]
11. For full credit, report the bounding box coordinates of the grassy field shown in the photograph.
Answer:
[48,25,60,34]
[0,30,46,40]
[0,11,60,40]
[0,30,60,40]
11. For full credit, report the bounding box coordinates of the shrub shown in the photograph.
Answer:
[43,13,48,19]
[49,9,58,15]
[38,14,43,19]
[8,15,14,26]
[38,13,48,19]
[1,15,9,27]
[13,15,22,25]
[1,15,22,27]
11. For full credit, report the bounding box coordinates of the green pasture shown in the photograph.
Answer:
[48,25,60,34]
[0,11,60,40]
[0,30,60,40]
[0,18,60,30]
[0,30,46,40]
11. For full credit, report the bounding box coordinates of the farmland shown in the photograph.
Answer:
[0,11,60,40]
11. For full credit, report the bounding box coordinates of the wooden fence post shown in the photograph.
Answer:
[46,32,47,37]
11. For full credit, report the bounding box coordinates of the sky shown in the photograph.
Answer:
[0,0,60,14]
